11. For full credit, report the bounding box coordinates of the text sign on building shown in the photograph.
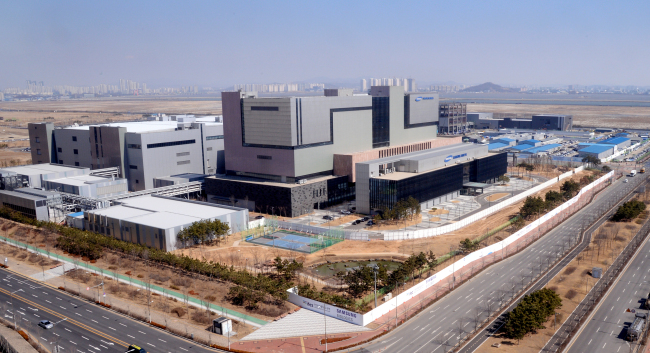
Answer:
[415,96,434,102]
[444,153,467,163]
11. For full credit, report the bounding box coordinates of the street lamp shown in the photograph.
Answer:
[10,289,23,330]
[373,265,379,308]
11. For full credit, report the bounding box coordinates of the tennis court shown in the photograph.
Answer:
[246,230,342,253]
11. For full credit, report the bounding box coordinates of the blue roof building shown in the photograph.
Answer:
[520,139,541,146]
[519,144,562,154]
[487,142,509,151]
[599,137,631,148]
[577,144,615,159]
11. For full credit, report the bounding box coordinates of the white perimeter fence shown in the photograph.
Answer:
[383,166,585,240]
[288,170,614,326]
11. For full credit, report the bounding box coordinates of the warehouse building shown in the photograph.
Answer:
[356,143,507,214]
[0,188,62,221]
[83,195,249,251]
[518,144,563,157]
[467,112,499,130]
[43,174,127,198]
[598,136,631,149]
[577,144,615,159]
[205,87,456,217]
[29,116,224,191]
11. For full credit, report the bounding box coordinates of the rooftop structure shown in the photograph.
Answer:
[84,195,249,251]
[356,143,507,213]
[29,118,224,191]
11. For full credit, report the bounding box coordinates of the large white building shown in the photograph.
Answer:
[29,116,224,191]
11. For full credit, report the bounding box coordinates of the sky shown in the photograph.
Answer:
[1,0,649,89]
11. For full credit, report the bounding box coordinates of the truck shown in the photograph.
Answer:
[626,312,647,341]
[630,170,637,177]
[641,167,646,174]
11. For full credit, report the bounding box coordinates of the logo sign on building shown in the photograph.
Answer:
[444,153,468,163]
[415,96,434,102]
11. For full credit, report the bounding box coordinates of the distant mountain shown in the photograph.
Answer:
[461,82,517,93]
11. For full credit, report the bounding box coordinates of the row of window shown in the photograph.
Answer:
[177,160,190,165]
[57,147,79,154]
[57,160,80,166]
[176,152,190,157]
[147,139,196,149]
[205,135,224,140]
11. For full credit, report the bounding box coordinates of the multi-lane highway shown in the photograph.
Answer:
[356,172,644,353]
[0,268,217,353]
[565,225,650,353]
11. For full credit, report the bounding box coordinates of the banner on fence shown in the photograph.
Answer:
[288,170,613,326]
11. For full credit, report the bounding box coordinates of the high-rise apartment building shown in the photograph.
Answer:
[360,79,367,92]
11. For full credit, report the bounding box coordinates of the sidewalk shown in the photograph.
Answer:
[0,235,267,328]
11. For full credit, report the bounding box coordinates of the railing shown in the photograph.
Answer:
[383,166,585,240]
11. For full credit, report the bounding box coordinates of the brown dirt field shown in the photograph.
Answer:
[323,214,363,227]
[429,209,450,215]
[180,170,597,280]
[467,103,650,130]
[429,217,440,222]
[486,193,509,202]
[366,214,423,231]
[0,99,222,127]
[0,219,289,333]
[474,191,650,353]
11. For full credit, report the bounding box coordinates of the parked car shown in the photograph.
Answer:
[38,320,53,329]
[340,210,351,215]
[255,215,265,220]
[366,220,374,226]
[362,216,370,221]
[323,215,334,220]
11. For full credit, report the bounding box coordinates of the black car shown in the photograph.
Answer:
[362,216,370,221]
[323,215,334,220]
[366,220,374,226]
[255,215,265,219]
[126,345,147,353]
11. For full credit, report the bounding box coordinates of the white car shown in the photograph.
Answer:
[624,179,629,183]
[38,320,53,329]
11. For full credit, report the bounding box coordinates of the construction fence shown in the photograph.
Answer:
[288,170,614,326]
[383,166,585,240]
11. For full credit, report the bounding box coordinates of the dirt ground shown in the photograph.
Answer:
[474,190,650,353]
[486,193,510,202]
[0,99,222,127]
[467,103,650,130]
[177,169,596,299]
[0,220,290,338]
[429,208,450,215]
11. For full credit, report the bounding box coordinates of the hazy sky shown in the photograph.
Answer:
[2,0,649,88]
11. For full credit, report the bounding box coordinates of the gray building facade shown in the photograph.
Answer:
[29,119,225,192]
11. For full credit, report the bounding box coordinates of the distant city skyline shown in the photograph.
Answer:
[1,1,649,90]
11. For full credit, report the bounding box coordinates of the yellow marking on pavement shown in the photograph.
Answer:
[0,286,128,347]
[300,336,306,353]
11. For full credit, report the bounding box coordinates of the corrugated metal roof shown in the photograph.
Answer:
[487,142,508,150]
[520,139,541,144]
[600,137,630,145]
[520,144,562,154]
[510,144,533,151]
[496,137,515,142]
[580,145,614,154]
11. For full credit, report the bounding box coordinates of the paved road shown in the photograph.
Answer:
[355,174,642,353]
[565,226,650,353]
[0,268,218,353]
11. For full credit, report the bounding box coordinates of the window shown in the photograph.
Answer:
[57,147,62,152]
[127,144,141,149]
[146,139,195,149]
[73,149,78,154]
[74,162,80,166]
[58,160,63,164]
[36,149,41,155]
[177,160,190,165]
[206,147,213,151]
[250,106,279,111]
[176,152,190,157]
[35,137,40,143]
[72,136,77,141]
[129,165,138,170]
[205,135,224,140]
[257,155,272,160]
[135,180,139,184]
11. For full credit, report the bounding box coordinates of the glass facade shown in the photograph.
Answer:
[372,97,390,148]
[369,153,507,210]
[370,164,463,210]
